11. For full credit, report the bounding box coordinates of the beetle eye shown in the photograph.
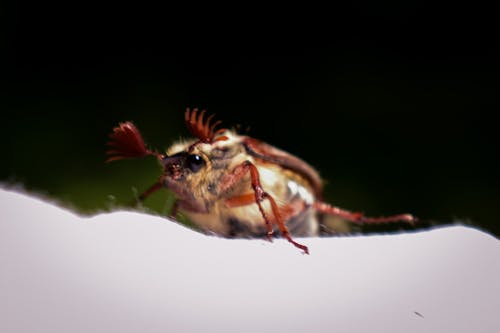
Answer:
[187,154,205,173]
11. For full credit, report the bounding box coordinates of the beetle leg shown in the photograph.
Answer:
[129,176,166,206]
[221,161,309,254]
[221,162,274,238]
[132,179,182,219]
[225,193,256,207]
[168,200,179,219]
[226,194,307,227]
[136,181,163,202]
[127,182,162,207]
[224,192,274,238]
[313,201,416,225]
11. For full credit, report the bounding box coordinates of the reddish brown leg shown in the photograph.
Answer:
[225,193,255,207]
[222,161,309,254]
[169,200,179,219]
[137,181,163,202]
[313,201,416,225]
[132,179,180,219]
[128,177,165,206]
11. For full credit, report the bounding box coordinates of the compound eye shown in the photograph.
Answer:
[187,154,205,173]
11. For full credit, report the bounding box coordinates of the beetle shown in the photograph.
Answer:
[106,108,416,254]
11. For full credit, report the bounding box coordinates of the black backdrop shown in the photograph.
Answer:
[2,3,498,235]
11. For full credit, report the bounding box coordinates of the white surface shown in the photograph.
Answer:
[1,188,499,333]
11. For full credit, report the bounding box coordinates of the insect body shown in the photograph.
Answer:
[107,108,416,254]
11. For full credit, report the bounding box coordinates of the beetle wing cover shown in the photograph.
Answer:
[243,137,323,198]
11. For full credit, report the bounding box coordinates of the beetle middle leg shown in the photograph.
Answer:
[221,161,309,254]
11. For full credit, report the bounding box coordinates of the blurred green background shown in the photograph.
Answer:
[2,4,498,236]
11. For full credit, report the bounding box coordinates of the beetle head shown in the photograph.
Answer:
[107,108,239,203]
[161,110,244,204]
[161,151,206,181]
[162,108,232,180]
[162,128,242,199]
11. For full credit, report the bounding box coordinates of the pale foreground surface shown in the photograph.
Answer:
[1,188,499,333]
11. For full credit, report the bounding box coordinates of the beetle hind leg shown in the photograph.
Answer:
[313,201,416,225]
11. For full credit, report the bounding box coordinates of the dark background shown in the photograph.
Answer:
[2,3,498,236]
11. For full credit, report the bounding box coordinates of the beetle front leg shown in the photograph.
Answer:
[136,180,164,203]
[221,161,309,254]
[130,176,179,219]
[127,177,165,208]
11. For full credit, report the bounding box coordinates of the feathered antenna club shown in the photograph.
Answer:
[106,122,160,162]
[185,108,228,144]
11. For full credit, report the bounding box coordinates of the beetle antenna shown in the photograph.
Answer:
[106,121,161,162]
[185,107,228,143]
